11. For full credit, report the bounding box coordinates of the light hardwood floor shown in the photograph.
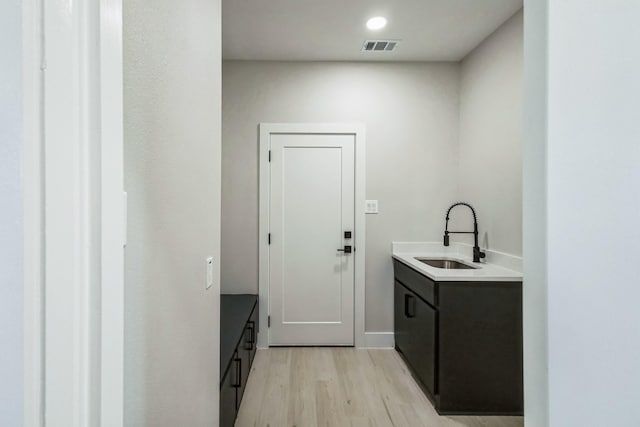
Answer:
[236,348,523,427]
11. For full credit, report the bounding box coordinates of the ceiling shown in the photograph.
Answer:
[222,0,523,62]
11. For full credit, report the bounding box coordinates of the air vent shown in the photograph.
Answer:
[362,40,399,52]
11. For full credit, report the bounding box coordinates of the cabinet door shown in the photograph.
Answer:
[219,355,238,427]
[395,281,437,395]
[410,291,437,395]
[394,281,411,354]
[236,340,250,410]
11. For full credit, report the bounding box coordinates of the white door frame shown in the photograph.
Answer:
[22,1,44,424]
[22,0,124,425]
[258,123,366,349]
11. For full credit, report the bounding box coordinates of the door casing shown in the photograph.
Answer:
[22,0,124,424]
[258,123,366,349]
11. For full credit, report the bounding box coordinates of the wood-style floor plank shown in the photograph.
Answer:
[235,348,524,427]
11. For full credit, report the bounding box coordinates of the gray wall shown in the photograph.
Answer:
[524,1,640,425]
[456,10,523,255]
[222,61,460,332]
[124,0,222,425]
[0,0,23,425]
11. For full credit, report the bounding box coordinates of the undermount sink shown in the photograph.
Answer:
[415,258,479,270]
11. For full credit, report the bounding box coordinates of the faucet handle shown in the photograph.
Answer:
[473,247,486,262]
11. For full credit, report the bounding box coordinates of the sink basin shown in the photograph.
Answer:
[415,258,478,270]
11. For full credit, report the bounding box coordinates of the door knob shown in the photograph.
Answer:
[337,245,352,254]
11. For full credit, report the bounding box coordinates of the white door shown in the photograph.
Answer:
[269,133,355,345]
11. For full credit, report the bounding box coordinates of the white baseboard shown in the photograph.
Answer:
[360,332,395,349]
[256,332,395,349]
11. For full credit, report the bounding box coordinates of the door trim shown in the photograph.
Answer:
[22,1,44,424]
[258,123,366,348]
[22,0,124,424]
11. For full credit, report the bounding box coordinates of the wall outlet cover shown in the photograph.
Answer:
[206,257,214,290]
[365,200,379,214]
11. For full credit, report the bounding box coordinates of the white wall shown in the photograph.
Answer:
[523,1,548,426]
[124,0,222,425]
[0,0,23,425]
[222,61,460,333]
[457,10,523,256]
[524,1,640,426]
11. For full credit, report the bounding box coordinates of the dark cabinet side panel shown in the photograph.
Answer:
[438,282,523,414]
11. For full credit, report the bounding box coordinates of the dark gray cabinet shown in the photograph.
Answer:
[220,295,259,427]
[393,259,523,415]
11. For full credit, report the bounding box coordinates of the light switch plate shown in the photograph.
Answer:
[206,257,214,290]
[365,200,379,214]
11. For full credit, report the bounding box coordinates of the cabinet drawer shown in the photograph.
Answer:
[393,259,436,306]
[246,307,258,365]
[236,346,249,410]
[219,354,238,427]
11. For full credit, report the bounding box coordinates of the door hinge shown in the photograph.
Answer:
[268,150,271,162]
[268,315,271,328]
[268,233,271,245]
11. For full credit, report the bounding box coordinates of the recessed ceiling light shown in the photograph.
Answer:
[366,16,387,31]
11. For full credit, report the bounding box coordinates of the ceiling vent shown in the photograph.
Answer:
[362,40,400,52]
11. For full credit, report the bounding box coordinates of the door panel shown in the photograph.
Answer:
[269,133,355,345]
[281,146,342,323]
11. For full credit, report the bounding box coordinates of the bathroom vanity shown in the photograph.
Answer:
[392,243,523,415]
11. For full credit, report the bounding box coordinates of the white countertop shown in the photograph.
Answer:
[392,242,523,282]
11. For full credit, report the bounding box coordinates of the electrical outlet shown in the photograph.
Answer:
[206,257,214,290]
[365,200,379,214]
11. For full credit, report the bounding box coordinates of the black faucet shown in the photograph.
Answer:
[443,202,486,263]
